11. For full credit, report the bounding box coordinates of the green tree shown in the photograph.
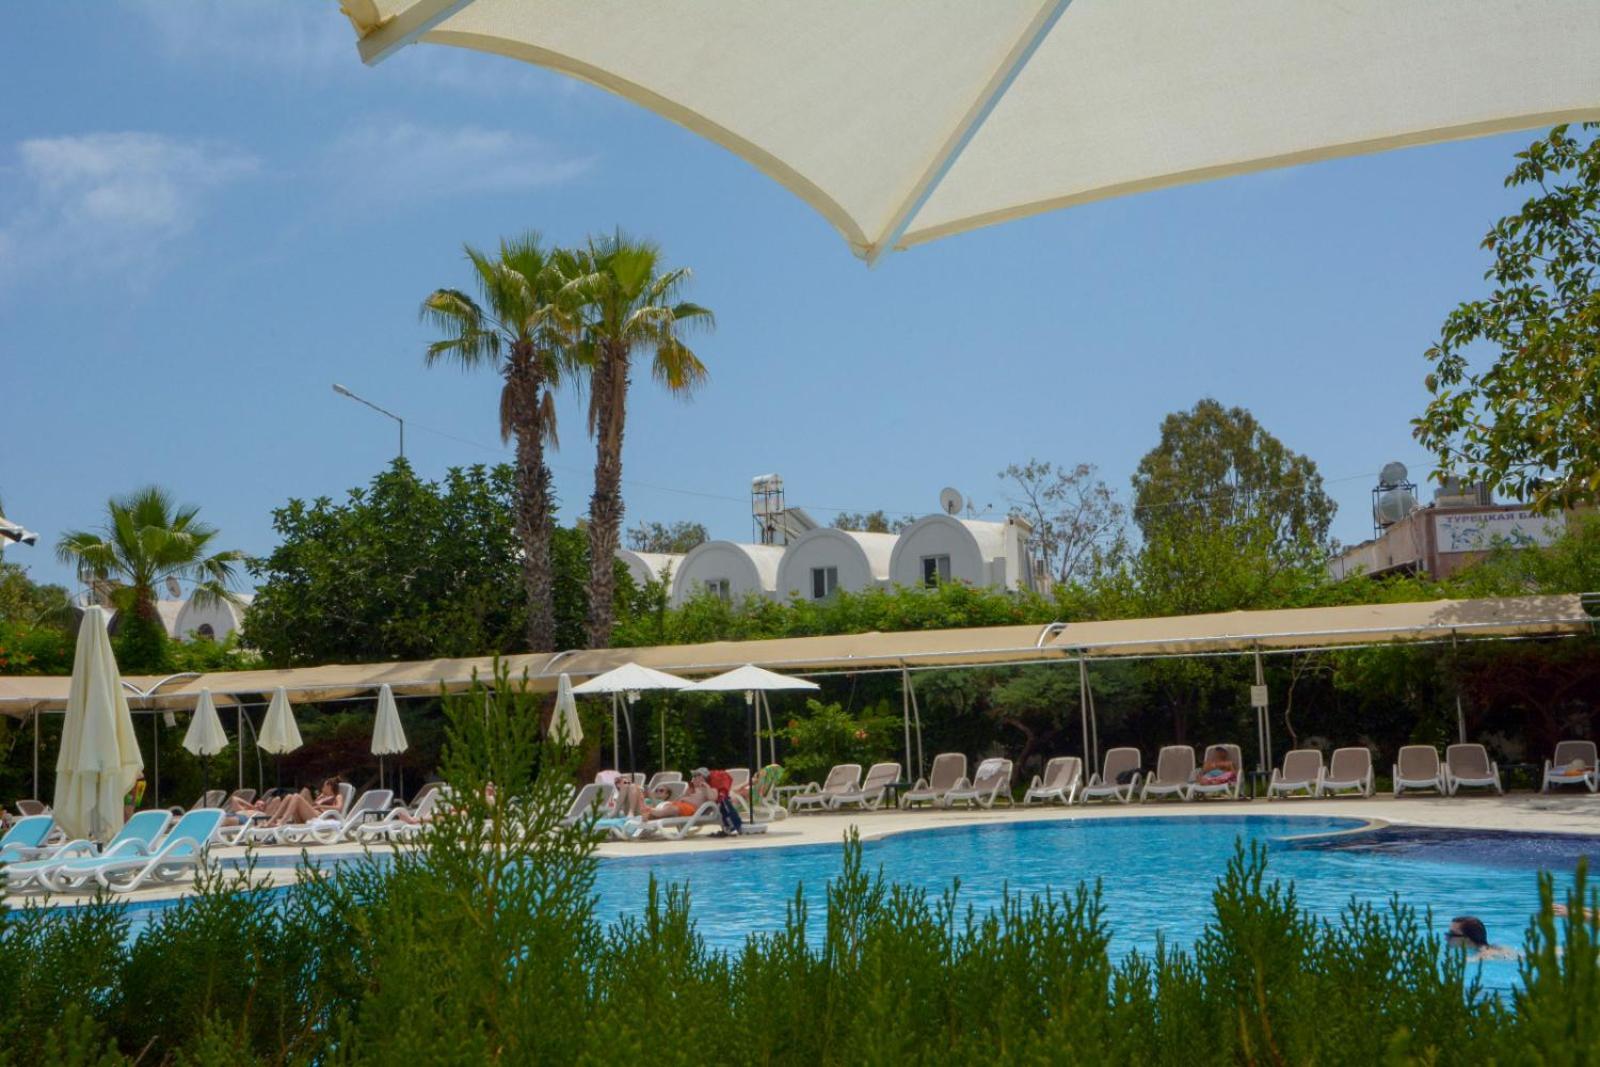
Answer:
[831,510,913,534]
[625,519,707,554]
[0,562,69,628]
[1415,123,1600,512]
[422,233,578,652]
[1000,459,1128,585]
[1132,399,1335,559]
[564,232,714,649]
[55,487,243,671]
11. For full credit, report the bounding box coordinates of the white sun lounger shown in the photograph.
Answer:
[645,771,682,792]
[4,810,171,892]
[1140,745,1195,802]
[556,782,614,827]
[1189,743,1244,800]
[273,788,393,846]
[352,786,453,843]
[631,800,722,840]
[1542,740,1598,793]
[1393,745,1446,797]
[1318,747,1375,797]
[1267,749,1324,799]
[87,809,226,893]
[900,753,966,808]
[1444,743,1503,795]
[944,757,1014,809]
[788,764,862,812]
[1080,747,1141,804]
[1022,756,1082,806]
[829,762,901,810]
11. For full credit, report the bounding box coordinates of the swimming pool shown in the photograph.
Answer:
[590,815,1599,989]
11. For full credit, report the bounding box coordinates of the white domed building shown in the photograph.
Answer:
[670,541,786,606]
[888,514,1038,592]
[774,528,896,601]
[616,549,684,589]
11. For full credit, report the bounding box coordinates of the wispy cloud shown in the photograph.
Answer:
[0,132,257,287]
[324,120,593,204]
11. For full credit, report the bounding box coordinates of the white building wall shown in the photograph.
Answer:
[670,542,785,606]
[172,595,252,641]
[616,550,684,589]
[775,529,896,600]
[887,515,1034,592]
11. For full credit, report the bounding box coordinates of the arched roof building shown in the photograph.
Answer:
[775,528,896,600]
[670,541,785,606]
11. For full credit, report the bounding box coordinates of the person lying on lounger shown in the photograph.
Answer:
[259,777,346,828]
[643,770,715,821]
[1197,749,1237,785]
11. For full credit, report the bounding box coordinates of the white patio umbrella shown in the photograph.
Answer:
[372,683,409,791]
[571,663,689,773]
[181,688,228,795]
[53,606,143,842]
[344,2,1600,264]
[549,673,583,747]
[258,686,303,788]
[687,664,819,825]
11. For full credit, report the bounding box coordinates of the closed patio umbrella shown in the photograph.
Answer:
[53,606,143,842]
[550,673,583,747]
[258,686,303,788]
[372,684,409,791]
[181,688,228,795]
[571,663,688,774]
[343,2,1600,264]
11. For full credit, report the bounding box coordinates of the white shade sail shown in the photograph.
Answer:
[570,662,689,695]
[53,606,143,841]
[550,672,583,746]
[181,689,228,757]
[258,686,304,755]
[686,663,819,694]
[372,683,409,756]
[342,1,1600,263]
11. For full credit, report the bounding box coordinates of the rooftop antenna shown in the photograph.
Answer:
[751,474,785,544]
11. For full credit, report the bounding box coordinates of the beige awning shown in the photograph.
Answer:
[340,1,1600,263]
[1047,595,1594,657]
[0,596,1590,716]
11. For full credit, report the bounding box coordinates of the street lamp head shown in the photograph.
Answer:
[332,383,353,398]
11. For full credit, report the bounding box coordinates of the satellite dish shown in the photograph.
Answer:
[939,487,964,516]
[1378,461,1409,488]
[165,576,182,599]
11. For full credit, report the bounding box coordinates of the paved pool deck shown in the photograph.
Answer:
[11,790,1599,910]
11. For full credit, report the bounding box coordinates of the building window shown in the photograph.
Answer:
[196,623,216,641]
[921,554,951,587]
[703,578,731,602]
[810,566,838,600]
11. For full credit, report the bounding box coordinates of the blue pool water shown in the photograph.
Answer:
[589,815,1599,989]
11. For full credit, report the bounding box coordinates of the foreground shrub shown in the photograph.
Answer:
[1,673,1595,1064]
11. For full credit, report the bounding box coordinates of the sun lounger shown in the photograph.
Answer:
[556,783,614,828]
[1022,756,1082,806]
[14,799,49,818]
[1444,743,1503,795]
[1393,745,1446,797]
[0,814,54,863]
[4,810,171,892]
[241,783,356,845]
[1080,747,1142,804]
[645,771,682,792]
[632,800,722,840]
[1140,746,1195,802]
[1267,749,1323,799]
[829,762,902,810]
[788,764,862,812]
[900,753,966,809]
[354,786,452,842]
[1318,747,1375,797]
[1542,740,1598,793]
[943,757,1013,808]
[1189,743,1244,800]
[61,809,225,894]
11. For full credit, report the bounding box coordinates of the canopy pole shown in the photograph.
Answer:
[1253,649,1271,774]
[908,673,924,781]
[611,692,620,770]
[32,709,40,801]
[238,706,245,791]
[1078,657,1090,768]
[1451,630,1467,744]
[900,666,912,779]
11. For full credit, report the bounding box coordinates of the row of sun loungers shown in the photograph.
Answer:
[3,808,225,894]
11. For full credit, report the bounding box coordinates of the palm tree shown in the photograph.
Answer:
[422,234,576,652]
[56,486,244,625]
[565,232,714,647]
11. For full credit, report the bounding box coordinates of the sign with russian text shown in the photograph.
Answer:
[1433,509,1565,553]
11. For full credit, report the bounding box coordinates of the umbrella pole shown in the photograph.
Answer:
[611,694,619,771]
[748,692,759,827]
[238,707,244,791]
[152,712,160,808]
[33,709,39,801]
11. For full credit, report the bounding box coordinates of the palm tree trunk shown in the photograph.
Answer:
[507,359,557,652]
[585,346,630,648]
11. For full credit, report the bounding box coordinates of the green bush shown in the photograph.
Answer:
[2,672,1597,1064]
[776,698,901,783]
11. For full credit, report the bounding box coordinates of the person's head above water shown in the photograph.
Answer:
[1447,916,1489,949]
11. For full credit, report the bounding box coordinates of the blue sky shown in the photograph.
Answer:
[1,2,1536,594]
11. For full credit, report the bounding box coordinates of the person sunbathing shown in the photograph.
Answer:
[643,769,715,821]
[261,777,345,828]
[1197,749,1237,785]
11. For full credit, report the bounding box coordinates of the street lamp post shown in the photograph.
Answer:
[332,383,405,458]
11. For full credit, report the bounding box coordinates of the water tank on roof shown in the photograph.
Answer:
[1373,486,1417,527]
